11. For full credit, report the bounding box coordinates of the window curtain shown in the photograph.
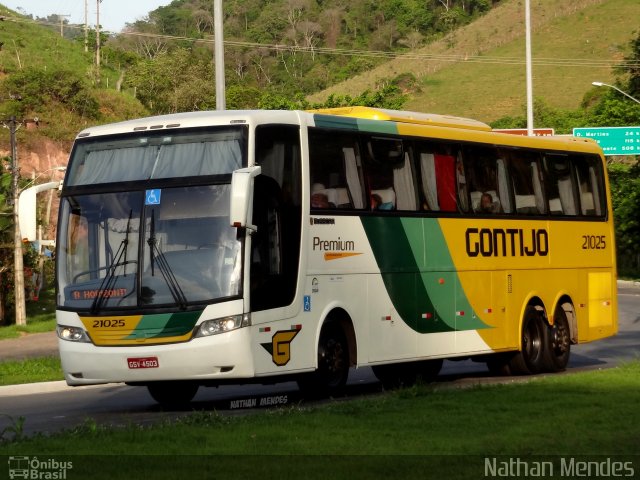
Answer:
[394,153,417,210]
[420,153,439,210]
[558,177,576,215]
[74,147,157,185]
[497,158,512,213]
[153,140,242,178]
[589,166,603,216]
[531,162,545,213]
[343,147,364,209]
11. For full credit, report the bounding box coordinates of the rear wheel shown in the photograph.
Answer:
[509,306,546,375]
[298,325,349,398]
[543,305,571,372]
[147,381,199,408]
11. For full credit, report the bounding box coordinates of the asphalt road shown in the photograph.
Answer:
[0,283,638,437]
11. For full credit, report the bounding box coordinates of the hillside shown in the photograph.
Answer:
[310,0,639,123]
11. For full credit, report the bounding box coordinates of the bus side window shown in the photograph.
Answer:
[508,150,545,215]
[574,154,604,216]
[543,154,578,216]
[308,128,366,210]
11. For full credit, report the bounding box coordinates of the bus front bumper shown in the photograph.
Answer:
[58,327,255,386]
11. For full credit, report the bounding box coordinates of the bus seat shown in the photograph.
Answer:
[549,198,562,215]
[470,191,482,211]
[581,192,595,215]
[333,187,351,208]
[515,194,537,214]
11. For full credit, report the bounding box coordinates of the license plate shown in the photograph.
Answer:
[127,357,159,369]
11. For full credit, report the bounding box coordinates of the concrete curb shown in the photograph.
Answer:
[0,380,107,397]
[617,279,640,289]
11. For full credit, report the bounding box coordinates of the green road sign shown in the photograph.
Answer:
[573,126,640,156]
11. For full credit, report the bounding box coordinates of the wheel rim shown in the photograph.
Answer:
[551,311,571,359]
[319,334,347,388]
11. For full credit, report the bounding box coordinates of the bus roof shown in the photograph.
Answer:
[309,106,493,132]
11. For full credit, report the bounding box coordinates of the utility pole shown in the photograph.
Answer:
[84,0,89,52]
[96,0,102,75]
[57,14,71,37]
[2,116,26,325]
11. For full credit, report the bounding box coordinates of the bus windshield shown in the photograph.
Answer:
[57,127,246,312]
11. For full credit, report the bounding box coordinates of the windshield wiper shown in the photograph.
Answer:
[147,210,188,309]
[91,210,135,313]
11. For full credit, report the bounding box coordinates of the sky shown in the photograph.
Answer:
[2,0,173,33]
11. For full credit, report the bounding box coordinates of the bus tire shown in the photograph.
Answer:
[543,305,571,372]
[509,306,546,375]
[147,381,199,408]
[297,324,349,398]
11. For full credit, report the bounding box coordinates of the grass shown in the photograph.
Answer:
[0,363,638,479]
[0,287,56,340]
[0,356,62,385]
[1,362,639,455]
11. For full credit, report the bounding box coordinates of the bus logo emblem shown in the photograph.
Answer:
[260,330,300,366]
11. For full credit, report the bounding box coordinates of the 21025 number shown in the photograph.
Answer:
[582,235,606,250]
[92,319,125,328]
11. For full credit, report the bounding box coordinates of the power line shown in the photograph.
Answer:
[5,15,640,71]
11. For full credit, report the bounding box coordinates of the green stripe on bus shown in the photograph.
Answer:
[360,217,488,333]
[124,311,202,340]
[313,115,398,134]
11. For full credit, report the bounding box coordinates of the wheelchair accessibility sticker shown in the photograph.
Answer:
[145,189,161,205]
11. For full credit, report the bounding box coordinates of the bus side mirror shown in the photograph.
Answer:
[230,166,262,231]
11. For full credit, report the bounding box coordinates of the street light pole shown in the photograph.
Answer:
[525,0,534,136]
[214,0,226,110]
[592,81,640,105]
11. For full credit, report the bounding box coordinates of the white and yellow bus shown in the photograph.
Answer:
[56,107,617,405]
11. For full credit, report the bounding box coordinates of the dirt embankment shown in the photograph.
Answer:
[0,135,70,239]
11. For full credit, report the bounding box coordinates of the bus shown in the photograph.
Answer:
[56,107,618,406]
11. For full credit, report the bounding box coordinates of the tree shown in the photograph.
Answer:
[607,162,640,277]
[616,30,640,98]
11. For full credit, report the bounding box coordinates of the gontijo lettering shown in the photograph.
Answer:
[466,228,549,257]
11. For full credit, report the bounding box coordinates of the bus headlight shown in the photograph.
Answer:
[195,314,250,337]
[57,325,91,343]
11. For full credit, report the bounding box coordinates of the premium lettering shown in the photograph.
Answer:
[466,228,548,257]
[313,236,355,252]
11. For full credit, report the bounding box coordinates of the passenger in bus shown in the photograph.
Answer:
[371,193,394,211]
[311,192,332,209]
[480,192,500,214]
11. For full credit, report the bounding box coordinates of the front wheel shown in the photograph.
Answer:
[147,381,199,408]
[297,325,349,398]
